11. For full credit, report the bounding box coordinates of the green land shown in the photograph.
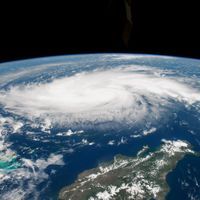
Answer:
[59,140,199,200]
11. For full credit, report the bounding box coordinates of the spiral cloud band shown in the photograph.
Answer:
[0,65,200,128]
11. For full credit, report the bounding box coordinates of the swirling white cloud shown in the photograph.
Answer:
[0,65,199,128]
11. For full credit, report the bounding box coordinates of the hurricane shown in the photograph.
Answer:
[0,63,200,129]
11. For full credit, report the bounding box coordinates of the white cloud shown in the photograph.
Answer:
[110,54,175,60]
[143,127,157,136]
[0,153,64,200]
[0,66,199,129]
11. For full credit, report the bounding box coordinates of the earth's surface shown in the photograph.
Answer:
[0,54,200,200]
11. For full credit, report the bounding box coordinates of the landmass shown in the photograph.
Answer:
[58,140,198,200]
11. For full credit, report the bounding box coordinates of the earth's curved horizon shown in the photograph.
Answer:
[0,53,200,200]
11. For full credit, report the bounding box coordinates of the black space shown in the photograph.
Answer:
[0,0,199,62]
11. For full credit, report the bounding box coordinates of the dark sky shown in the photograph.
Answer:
[0,0,199,62]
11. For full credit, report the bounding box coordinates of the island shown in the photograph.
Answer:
[59,140,198,200]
